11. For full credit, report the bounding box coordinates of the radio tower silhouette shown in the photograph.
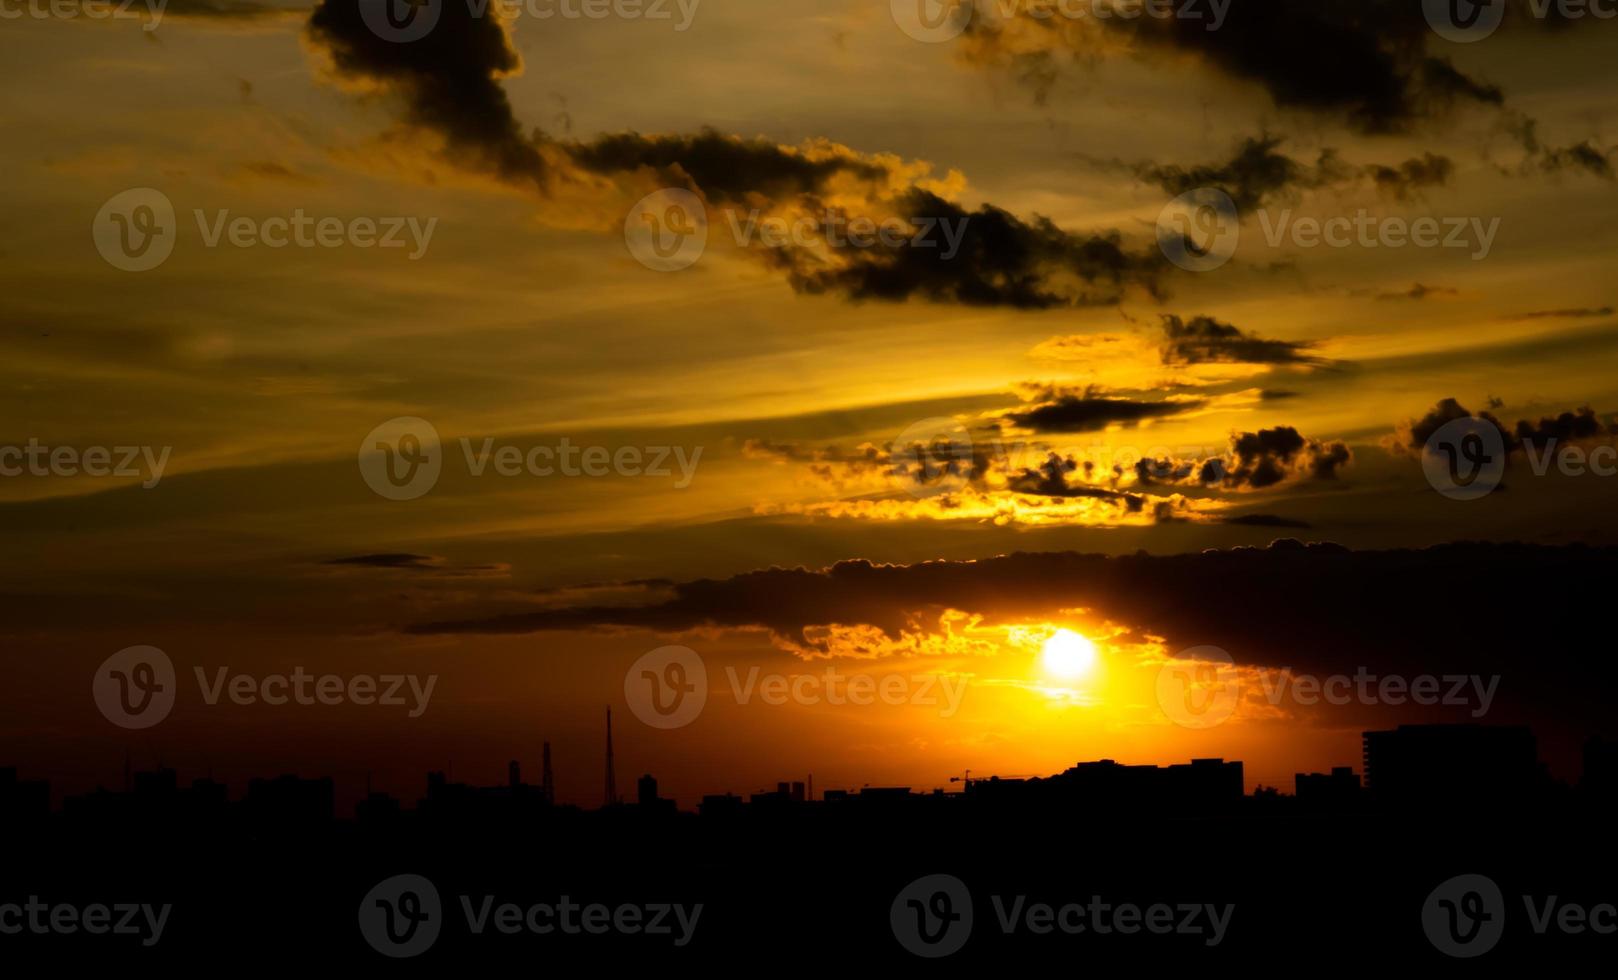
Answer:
[603,707,616,807]
[541,740,555,805]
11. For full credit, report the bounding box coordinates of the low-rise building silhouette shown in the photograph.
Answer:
[1295,767,1362,809]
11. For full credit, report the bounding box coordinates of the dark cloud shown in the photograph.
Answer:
[321,553,509,577]
[402,541,1618,746]
[1221,514,1313,529]
[306,0,547,187]
[1376,283,1458,302]
[775,189,1166,309]
[962,1,1503,133]
[1389,398,1617,455]
[1130,135,1349,211]
[162,0,299,18]
[405,543,1618,735]
[324,553,440,569]
[1136,426,1351,491]
[304,4,1165,310]
[1500,113,1617,180]
[1500,306,1615,321]
[1004,388,1202,433]
[233,161,319,185]
[1514,407,1617,450]
[566,129,888,205]
[1226,426,1347,488]
[1541,142,1617,180]
[1006,453,1147,511]
[1158,314,1322,366]
[1366,152,1455,200]
[745,435,994,490]
[1388,397,1507,455]
[1122,137,1451,211]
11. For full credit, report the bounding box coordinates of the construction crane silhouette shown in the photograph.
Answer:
[949,769,1040,789]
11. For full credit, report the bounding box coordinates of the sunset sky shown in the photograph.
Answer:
[3,1,1616,808]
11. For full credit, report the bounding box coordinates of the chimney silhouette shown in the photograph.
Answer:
[604,707,616,807]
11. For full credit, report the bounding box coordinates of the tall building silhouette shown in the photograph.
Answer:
[1363,724,1539,806]
[604,707,616,806]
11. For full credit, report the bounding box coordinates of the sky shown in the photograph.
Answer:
[2,0,1617,808]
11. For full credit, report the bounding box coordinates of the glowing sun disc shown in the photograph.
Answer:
[1042,629,1097,679]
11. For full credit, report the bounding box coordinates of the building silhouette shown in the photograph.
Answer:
[1295,766,1362,809]
[1363,724,1540,806]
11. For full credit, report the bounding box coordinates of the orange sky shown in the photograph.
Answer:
[2,2,1616,808]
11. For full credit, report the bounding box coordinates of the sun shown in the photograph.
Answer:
[1041,628,1098,679]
